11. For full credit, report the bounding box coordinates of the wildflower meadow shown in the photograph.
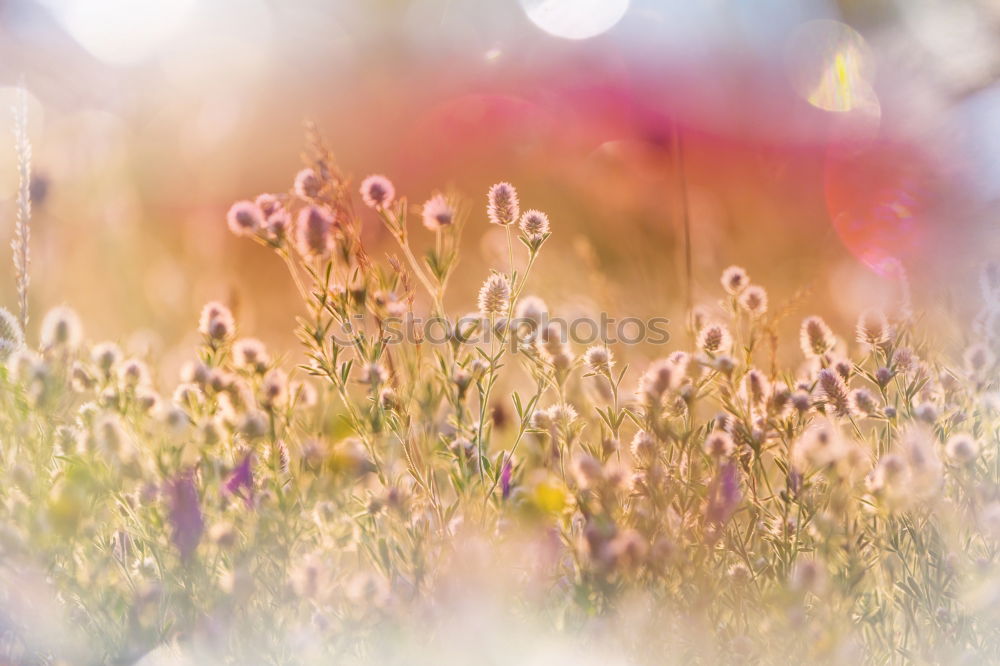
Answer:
[5,2,1000,665]
[0,123,998,663]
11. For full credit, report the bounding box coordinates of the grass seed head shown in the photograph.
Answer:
[487,182,519,226]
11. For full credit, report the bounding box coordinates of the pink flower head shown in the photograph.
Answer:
[254,193,283,218]
[487,182,519,226]
[295,205,335,258]
[166,472,203,561]
[421,194,454,231]
[294,168,323,199]
[360,175,395,209]
[226,200,262,237]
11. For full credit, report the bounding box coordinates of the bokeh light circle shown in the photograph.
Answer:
[520,0,629,40]
[41,0,198,66]
[785,20,876,114]
[825,143,934,276]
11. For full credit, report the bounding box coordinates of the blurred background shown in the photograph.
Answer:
[1,0,999,369]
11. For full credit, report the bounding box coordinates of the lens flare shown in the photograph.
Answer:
[786,20,877,114]
[825,143,934,276]
[520,0,629,40]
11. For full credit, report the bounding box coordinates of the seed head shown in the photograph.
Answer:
[358,362,388,386]
[255,193,282,217]
[738,285,767,317]
[419,193,454,231]
[226,200,262,237]
[571,454,603,489]
[800,316,835,358]
[487,182,519,226]
[264,209,291,244]
[118,358,150,389]
[546,403,578,426]
[262,369,288,408]
[40,305,82,350]
[704,430,736,458]
[91,342,122,376]
[639,359,677,401]
[359,174,395,209]
[583,346,614,374]
[790,560,826,594]
[519,209,549,240]
[793,418,846,469]
[721,266,749,295]
[379,387,398,410]
[741,368,771,408]
[199,302,235,341]
[697,323,732,355]
[0,307,23,360]
[856,308,890,347]
[295,206,335,258]
[233,338,269,373]
[630,430,656,462]
[849,388,878,417]
[964,343,996,377]
[294,168,323,199]
[817,368,851,417]
[529,409,552,430]
[945,433,979,466]
[478,273,511,317]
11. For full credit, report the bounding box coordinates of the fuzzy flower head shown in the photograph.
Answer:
[639,359,678,401]
[793,418,848,470]
[721,266,749,295]
[295,206,335,258]
[740,368,771,409]
[358,362,388,386]
[738,285,767,317]
[513,295,548,341]
[630,430,656,462]
[519,209,549,240]
[478,273,511,317]
[704,430,736,458]
[233,338,269,373]
[0,307,23,360]
[254,193,282,218]
[294,168,323,199]
[421,194,454,231]
[817,368,851,417]
[538,323,574,369]
[800,316,835,358]
[199,302,235,342]
[583,346,614,374]
[226,200,263,237]
[487,182,519,226]
[945,433,979,466]
[40,306,83,350]
[359,174,395,209]
[964,343,996,378]
[697,323,733,355]
[90,342,121,376]
[856,308,890,347]
[849,388,879,417]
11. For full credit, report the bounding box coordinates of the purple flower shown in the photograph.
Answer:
[501,459,513,500]
[225,454,254,506]
[166,472,203,561]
